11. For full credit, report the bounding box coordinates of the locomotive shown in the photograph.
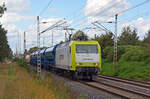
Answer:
[30,41,101,80]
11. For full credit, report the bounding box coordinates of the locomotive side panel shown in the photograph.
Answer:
[55,42,72,70]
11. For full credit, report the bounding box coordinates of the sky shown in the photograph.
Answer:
[0,0,150,53]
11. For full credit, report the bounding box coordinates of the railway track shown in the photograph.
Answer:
[89,75,150,99]
[79,80,130,99]
[28,64,150,98]
[97,75,150,89]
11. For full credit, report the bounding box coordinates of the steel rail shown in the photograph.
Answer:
[94,80,150,98]
[78,81,130,99]
[94,75,150,98]
[97,75,150,89]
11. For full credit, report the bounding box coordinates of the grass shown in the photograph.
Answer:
[14,58,83,99]
[8,64,16,78]
[78,94,88,99]
[101,45,150,81]
[101,59,150,81]
[48,78,71,99]
[0,62,57,99]
[13,58,29,71]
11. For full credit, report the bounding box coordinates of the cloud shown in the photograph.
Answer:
[0,0,30,13]
[119,17,150,39]
[0,0,31,53]
[0,0,33,29]
[25,17,72,49]
[0,12,34,53]
[0,0,33,38]
[84,0,130,22]
[0,12,34,24]
[5,24,18,36]
[5,24,24,54]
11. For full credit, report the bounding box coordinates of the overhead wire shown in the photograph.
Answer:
[72,0,150,30]
[118,0,150,15]
[21,0,55,50]
[26,0,54,33]
[38,0,54,16]
[70,0,115,23]
[65,3,85,20]
[25,0,54,32]
[118,10,150,25]
[27,0,150,47]
[71,0,120,28]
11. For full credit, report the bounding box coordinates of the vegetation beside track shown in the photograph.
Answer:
[0,59,81,99]
[13,58,29,71]
[0,61,57,99]
[101,46,150,81]
[13,58,83,99]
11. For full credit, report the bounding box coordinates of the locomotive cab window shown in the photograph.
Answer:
[76,44,98,53]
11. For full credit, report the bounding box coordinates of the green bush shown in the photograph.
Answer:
[101,59,114,75]
[101,45,150,80]
[120,46,148,61]
[103,45,149,62]
[117,61,150,80]
[103,46,126,62]
[145,57,150,64]
[101,60,150,80]
[103,46,113,62]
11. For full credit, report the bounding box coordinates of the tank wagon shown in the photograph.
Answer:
[30,41,101,80]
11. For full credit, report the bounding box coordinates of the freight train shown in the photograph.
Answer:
[30,41,101,80]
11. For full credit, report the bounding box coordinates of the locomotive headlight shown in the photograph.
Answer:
[77,63,80,66]
[96,63,98,66]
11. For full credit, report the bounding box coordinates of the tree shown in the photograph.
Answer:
[130,28,139,45]
[0,4,6,17]
[142,30,150,57]
[143,30,150,44]
[0,5,12,61]
[118,26,139,45]
[71,30,88,41]
[92,32,114,49]
[92,32,114,58]
[0,25,12,61]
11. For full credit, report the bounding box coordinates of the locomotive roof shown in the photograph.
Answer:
[57,41,98,47]
[57,41,70,47]
[69,41,99,45]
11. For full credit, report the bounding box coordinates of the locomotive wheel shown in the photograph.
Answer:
[71,72,78,80]
[89,75,93,81]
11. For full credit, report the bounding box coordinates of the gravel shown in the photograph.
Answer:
[94,76,150,99]
[50,73,126,99]
[28,65,127,99]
